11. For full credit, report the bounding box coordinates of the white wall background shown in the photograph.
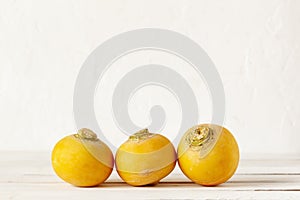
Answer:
[0,0,299,156]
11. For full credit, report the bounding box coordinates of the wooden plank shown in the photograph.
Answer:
[1,173,300,190]
[0,151,300,199]
[0,184,300,200]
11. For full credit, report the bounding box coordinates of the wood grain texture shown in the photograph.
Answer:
[0,151,299,199]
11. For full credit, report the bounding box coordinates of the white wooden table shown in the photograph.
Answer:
[1,152,299,200]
